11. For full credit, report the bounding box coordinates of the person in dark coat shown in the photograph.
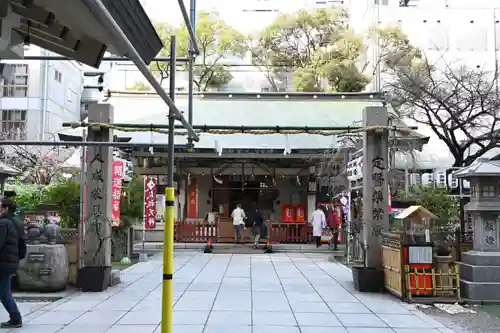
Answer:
[0,198,23,328]
[250,205,265,249]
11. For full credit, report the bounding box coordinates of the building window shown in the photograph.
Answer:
[54,70,62,83]
[1,110,27,139]
[1,64,28,97]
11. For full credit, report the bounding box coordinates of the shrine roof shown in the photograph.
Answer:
[453,158,500,178]
[63,92,426,151]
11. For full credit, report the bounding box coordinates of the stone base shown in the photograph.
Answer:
[17,244,69,292]
[460,250,500,302]
[77,266,111,292]
[139,253,149,262]
[110,269,121,286]
[351,266,385,293]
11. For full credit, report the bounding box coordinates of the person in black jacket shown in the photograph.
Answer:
[0,198,22,328]
[250,205,265,249]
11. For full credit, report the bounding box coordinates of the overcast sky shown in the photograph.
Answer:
[140,0,319,32]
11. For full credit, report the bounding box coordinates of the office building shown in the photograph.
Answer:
[0,46,84,140]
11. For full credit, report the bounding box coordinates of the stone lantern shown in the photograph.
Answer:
[454,157,500,302]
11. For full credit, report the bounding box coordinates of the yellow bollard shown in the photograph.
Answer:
[160,187,175,333]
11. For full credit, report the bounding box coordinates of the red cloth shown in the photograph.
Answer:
[327,210,339,229]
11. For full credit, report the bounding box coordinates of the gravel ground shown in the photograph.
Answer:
[421,305,500,333]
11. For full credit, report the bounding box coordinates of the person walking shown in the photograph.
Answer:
[327,206,340,250]
[310,204,326,248]
[250,206,265,249]
[0,198,25,328]
[231,204,246,244]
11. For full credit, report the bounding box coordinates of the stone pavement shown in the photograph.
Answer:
[7,252,459,333]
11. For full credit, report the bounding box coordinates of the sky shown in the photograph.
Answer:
[140,0,318,33]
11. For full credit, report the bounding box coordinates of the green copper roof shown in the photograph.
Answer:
[104,94,389,149]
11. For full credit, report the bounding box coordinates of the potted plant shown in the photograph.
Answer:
[349,221,385,292]
[77,215,112,292]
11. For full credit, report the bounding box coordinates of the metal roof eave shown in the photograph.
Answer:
[14,0,162,67]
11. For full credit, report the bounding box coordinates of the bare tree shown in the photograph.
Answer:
[0,132,74,184]
[385,55,500,167]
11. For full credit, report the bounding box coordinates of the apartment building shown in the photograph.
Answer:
[0,46,84,140]
[350,0,500,82]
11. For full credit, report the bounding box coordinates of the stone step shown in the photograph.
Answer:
[133,242,345,254]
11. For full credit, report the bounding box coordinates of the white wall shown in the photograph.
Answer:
[347,3,500,167]
[0,46,84,140]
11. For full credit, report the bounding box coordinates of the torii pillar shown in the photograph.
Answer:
[78,103,113,292]
[362,106,390,269]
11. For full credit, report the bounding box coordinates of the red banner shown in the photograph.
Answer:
[82,150,89,225]
[144,176,157,229]
[111,160,124,227]
[187,178,197,218]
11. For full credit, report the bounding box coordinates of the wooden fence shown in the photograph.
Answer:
[381,231,469,303]
[173,221,320,244]
[175,221,218,243]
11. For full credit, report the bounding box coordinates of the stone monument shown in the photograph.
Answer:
[455,157,500,302]
[362,106,390,268]
[17,223,69,292]
[77,103,113,292]
[351,106,389,292]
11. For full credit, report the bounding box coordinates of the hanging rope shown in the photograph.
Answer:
[67,121,415,137]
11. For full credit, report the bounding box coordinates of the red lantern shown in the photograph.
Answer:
[295,204,305,222]
[282,204,294,222]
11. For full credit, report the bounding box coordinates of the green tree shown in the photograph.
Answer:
[44,179,81,228]
[6,183,44,211]
[154,11,245,91]
[250,8,421,92]
[395,186,459,229]
[251,8,368,92]
[150,23,174,85]
[119,174,144,228]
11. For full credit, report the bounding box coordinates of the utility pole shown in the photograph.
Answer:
[187,0,196,152]
[160,35,176,333]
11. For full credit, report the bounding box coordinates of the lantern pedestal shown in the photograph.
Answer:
[460,251,500,302]
[454,158,500,303]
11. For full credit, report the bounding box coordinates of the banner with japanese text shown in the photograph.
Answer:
[144,176,157,229]
[111,160,124,227]
[187,178,197,218]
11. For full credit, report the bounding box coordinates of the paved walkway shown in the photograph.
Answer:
[9,253,458,333]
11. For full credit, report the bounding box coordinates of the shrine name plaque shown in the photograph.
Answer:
[27,253,46,263]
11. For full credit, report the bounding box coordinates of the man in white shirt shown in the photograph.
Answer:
[310,204,326,248]
[231,204,246,244]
